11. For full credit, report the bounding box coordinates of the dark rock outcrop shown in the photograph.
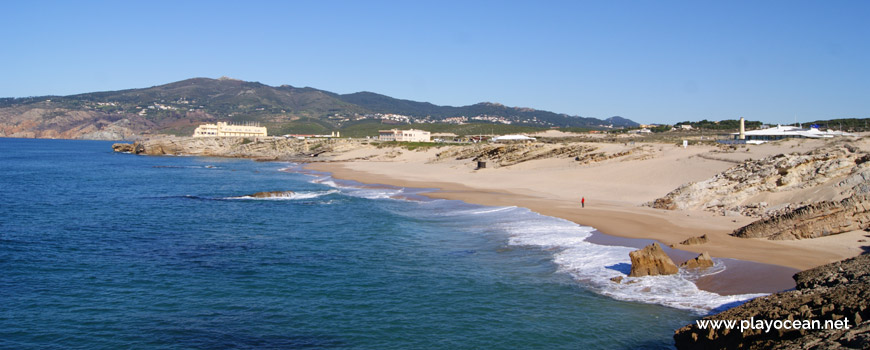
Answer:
[731,194,870,240]
[680,252,714,269]
[248,191,295,198]
[674,254,870,350]
[628,243,679,277]
[794,254,870,290]
[679,234,709,246]
[112,142,144,154]
[112,143,135,153]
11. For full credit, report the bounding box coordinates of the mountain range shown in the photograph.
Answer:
[0,77,638,140]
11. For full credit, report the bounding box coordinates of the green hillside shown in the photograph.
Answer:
[0,77,639,139]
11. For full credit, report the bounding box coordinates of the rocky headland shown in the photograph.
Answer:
[674,254,870,350]
[113,136,366,161]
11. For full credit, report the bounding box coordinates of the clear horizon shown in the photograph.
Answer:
[3,1,868,125]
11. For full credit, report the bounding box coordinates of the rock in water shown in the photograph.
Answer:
[249,191,295,198]
[628,243,679,277]
[680,252,714,269]
[112,142,144,154]
[112,143,135,152]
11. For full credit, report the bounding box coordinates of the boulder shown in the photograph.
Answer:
[678,234,708,246]
[249,190,295,198]
[628,243,679,277]
[112,142,144,154]
[680,252,714,269]
[112,143,135,153]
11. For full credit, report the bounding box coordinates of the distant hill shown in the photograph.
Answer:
[0,77,638,140]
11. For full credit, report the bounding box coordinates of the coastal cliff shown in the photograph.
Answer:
[674,254,870,349]
[0,107,151,140]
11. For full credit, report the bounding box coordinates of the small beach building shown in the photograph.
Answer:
[193,122,267,138]
[378,129,431,142]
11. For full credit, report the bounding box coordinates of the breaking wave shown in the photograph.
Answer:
[304,171,766,313]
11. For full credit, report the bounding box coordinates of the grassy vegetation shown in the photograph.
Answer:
[804,118,870,132]
[268,118,335,136]
[338,121,548,138]
[674,119,763,130]
[559,127,596,133]
[158,125,198,137]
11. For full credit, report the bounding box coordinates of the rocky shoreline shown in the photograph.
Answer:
[674,254,870,349]
[112,136,365,161]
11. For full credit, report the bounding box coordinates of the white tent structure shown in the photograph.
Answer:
[491,135,537,142]
[730,125,856,144]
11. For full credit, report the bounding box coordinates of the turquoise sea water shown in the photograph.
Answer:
[2,138,749,349]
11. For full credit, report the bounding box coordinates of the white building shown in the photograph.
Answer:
[729,125,855,144]
[378,129,431,142]
[193,122,268,138]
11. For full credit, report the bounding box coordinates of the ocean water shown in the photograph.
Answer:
[0,138,759,349]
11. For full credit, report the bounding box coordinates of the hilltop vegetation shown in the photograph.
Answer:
[338,121,548,138]
[0,77,637,140]
[674,119,763,130]
[804,118,870,132]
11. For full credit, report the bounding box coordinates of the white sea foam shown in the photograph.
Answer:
[225,190,339,201]
[490,206,765,313]
[311,176,406,200]
[300,170,765,313]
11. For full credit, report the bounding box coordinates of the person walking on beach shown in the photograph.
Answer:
[581,197,585,208]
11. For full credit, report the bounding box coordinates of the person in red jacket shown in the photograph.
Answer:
[581,197,585,208]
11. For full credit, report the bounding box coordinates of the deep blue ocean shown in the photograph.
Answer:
[1,138,755,349]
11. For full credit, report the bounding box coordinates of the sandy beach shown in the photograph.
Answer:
[305,137,870,295]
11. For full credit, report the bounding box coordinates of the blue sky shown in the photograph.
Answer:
[2,1,868,124]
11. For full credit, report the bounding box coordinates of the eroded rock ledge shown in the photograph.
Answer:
[648,145,869,217]
[674,254,870,350]
[731,194,870,240]
[113,137,361,160]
